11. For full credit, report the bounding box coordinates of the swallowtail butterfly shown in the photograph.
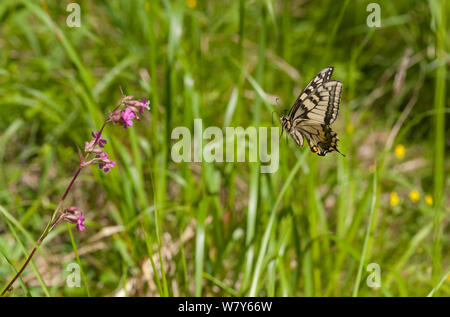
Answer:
[280,67,344,156]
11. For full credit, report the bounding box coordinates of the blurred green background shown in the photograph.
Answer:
[0,0,448,296]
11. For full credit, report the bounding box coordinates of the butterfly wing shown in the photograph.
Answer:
[322,80,342,125]
[290,128,304,147]
[299,80,342,126]
[290,80,342,127]
[296,122,344,156]
[288,67,335,120]
[284,67,344,156]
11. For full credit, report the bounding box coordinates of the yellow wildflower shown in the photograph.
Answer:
[425,194,433,206]
[187,0,197,9]
[394,144,405,159]
[347,123,354,134]
[409,190,420,203]
[390,192,399,207]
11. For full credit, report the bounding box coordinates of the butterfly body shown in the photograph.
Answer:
[281,67,344,156]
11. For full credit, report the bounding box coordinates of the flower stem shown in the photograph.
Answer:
[0,209,64,296]
[1,245,40,296]
[61,168,82,201]
[1,120,109,296]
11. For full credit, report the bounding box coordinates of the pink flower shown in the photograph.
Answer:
[121,107,136,129]
[97,152,115,173]
[91,131,107,148]
[140,97,150,109]
[103,160,115,173]
[76,214,86,231]
[80,146,115,172]
[125,97,150,115]
[107,95,150,128]
[84,131,107,153]
[137,97,150,114]
[63,206,86,231]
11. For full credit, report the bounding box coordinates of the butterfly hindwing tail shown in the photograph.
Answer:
[302,124,344,156]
